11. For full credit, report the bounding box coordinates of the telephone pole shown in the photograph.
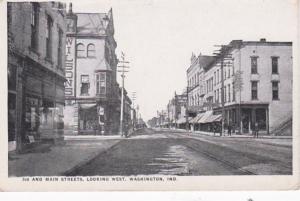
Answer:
[117,52,130,137]
[131,92,136,130]
[213,45,232,136]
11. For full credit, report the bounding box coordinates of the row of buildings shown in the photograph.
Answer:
[8,2,136,152]
[150,39,292,135]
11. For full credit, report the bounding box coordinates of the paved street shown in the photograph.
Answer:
[65,128,292,176]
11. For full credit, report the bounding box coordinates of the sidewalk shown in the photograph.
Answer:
[156,128,292,147]
[9,137,121,177]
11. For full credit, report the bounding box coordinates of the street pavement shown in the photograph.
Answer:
[65,128,292,176]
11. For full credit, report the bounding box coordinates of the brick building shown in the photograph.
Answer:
[63,5,127,135]
[8,2,66,151]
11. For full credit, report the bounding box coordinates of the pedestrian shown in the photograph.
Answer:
[227,121,232,136]
[213,123,216,136]
[254,122,259,138]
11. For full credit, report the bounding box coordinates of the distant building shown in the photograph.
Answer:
[63,5,124,135]
[166,91,187,129]
[8,2,67,151]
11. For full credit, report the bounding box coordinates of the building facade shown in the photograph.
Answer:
[8,2,66,151]
[63,5,125,135]
[188,39,292,135]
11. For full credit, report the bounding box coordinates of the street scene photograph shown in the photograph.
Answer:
[6,0,295,179]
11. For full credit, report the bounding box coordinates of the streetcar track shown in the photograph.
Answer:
[180,140,257,175]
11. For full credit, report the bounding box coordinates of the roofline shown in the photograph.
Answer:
[186,55,215,73]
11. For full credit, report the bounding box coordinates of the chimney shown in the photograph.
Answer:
[260,38,266,42]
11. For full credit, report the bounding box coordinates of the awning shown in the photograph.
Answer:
[197,111,213,123]
[79,103,97,109]
[206,114,222,123]
[190,112,205,123]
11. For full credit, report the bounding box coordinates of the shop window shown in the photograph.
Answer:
[46,15,53,60]
[96,72,106,95]
[272,57,279,74]
[80,75,90,95]
[251,81,258,100]
[251,57,258,74]
[272,81,279,100]
[8,93,16,141]
[8,65,17,91]
[40,100,54,130]
[87,43,96,57]
[30,2,39,51]
[76,43,85,58]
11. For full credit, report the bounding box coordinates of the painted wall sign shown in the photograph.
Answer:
[65,37,76,97]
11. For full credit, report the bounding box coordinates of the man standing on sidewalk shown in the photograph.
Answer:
[254,122,259,138]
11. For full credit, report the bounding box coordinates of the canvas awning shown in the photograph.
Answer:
[197,111,214,123]
[79,103,97,109]
[206,114,222,123]
[190,112,205,124]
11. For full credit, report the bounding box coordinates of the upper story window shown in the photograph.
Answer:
[80,75,90,95]
[272,81,279,100]
[251,81,258,100]
[76,43,85,58]
[272,57,279,74]
[96,72,106,95]
[46,15,53,60]
[87,43,96,57]
[214,72,216,86]
[30,3,39,50]
[57,28,63,68]
[217,69,219,83]
[251,56,258,74]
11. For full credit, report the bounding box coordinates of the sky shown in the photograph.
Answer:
[70,0,298,121]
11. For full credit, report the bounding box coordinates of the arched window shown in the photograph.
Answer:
[87,43,96,57]
[76,43,85,58]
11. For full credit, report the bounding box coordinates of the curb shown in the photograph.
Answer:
[61,139,123,176]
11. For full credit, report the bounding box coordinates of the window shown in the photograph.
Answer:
[217,69,219,83]
[217,89,219,103]
[96,73,106,95]
[228,84,231,102]
[251,81,258,100]
[214,90,216,103]
[46,15,53,60]
[228,68,230,78]
[30,3,39,50]
[76,43,85,58]
[87,43,96,57]
[80,75,89,95]
[251,57,258,74]
[272,81,279,100]
[224,69,226,80]
[224,86,227,103]
[272,57,279,74]
[232,83,236,101]
[57,28,63,68]
[214,72,216,86]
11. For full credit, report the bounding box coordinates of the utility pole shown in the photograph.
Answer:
[117,52,130,136]
[213,45,233,136]
[131,92,136,130]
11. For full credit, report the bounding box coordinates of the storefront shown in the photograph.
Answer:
[214,103,269,134]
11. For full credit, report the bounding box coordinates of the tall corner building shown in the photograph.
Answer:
[63,5,121,135]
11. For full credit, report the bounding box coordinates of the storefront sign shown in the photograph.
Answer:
[65,37,76,97]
